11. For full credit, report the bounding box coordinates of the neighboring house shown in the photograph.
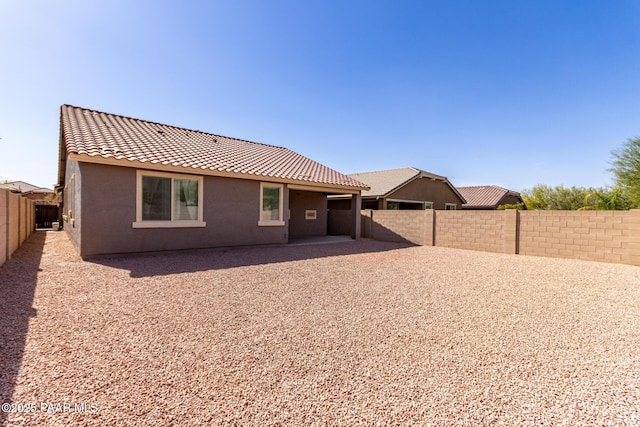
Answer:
[56,105,368,257]
[0,181,56,203]
[328,167,466,210]
[457,185,524,210]
[1,181,42,193]
[1,181,59,228]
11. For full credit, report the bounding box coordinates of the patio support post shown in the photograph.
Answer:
[351,193,362,239]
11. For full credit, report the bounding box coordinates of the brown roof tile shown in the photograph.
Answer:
[457,185,521,208]
[348,167,465,202]
[60,105,368,191]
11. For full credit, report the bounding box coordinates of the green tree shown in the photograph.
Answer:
[583,187,633,210]
[497,203,525,210]
[611,136,640,208]
[523,184,632,210]
[521,184,550,209]
[522,185,592,210]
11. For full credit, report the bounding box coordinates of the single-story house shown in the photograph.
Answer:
[457,185,524,210]
[328,167,466,210]
[56,105,368,257]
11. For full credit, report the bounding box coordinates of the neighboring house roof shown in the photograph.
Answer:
[0,181,53,194]
[457,185,522,209]
[59,105,368,192]
[348,167,466,202]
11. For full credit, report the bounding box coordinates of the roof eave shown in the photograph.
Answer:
[462,204,498,209]
[383,169,467,204]
[67,153,368,194]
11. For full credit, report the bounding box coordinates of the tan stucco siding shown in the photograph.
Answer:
[498,194,524,207]
[289,190,327,238]
[387,177,464,209]
[72,163,291,257]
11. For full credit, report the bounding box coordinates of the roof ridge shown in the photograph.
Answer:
[490,185,510,191]
[412,167,447,180]
[349,166,416,175]
[61,104,287,151]
[459,184,509,191]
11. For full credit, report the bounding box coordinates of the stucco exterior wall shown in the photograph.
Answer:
[74,163,292,257]
[289,190,327,238]
[327,198,351,210]
[329,178,464,211]
[328,210,351,235]
[498,194,524,207]
[388,177,464,209]
[62,159,82,253]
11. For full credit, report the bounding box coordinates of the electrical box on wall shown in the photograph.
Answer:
[305,210,317,220]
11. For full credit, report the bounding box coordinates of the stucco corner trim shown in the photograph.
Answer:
[132,221,207,229]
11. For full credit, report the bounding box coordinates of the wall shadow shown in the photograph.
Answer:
[0,232,45,425]
[88,238,413,278]
[363,213,429,246]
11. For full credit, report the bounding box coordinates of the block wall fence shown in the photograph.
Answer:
[359,209,640,266]
[0,189,36,268]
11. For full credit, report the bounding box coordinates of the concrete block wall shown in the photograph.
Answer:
[9,192,19,255]
[362,208,640,266]
[0,189,36,268]
[519,210,637,264]
[361,210,434,246]
[435,210,518,254]
[628,212,640,266]
[0,190,7,266]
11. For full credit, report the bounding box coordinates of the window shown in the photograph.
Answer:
[445,203,457,210]
[259,183,284,226]
[133,171,205,228]
[424,201,434,209]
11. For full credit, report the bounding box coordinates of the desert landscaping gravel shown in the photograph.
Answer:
[1,231,639,426]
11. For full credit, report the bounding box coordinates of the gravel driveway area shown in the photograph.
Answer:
[1,231,639,426]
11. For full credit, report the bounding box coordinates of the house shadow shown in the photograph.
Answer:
[0,232,45,426]
[88,238,414,278]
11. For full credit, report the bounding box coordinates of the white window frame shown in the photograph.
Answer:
[445,203,457,211]
[133,170,206,229]
[258,182,285,226]
[424,201,434,210]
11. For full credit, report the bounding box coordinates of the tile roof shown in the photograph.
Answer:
[348,167,465,201]
[0,181,53,193]
[60,105,368,191]
[457,185,521,208]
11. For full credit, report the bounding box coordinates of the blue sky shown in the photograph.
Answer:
[1,0,639,191]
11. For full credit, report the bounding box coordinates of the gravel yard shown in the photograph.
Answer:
[1,231,640,426]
